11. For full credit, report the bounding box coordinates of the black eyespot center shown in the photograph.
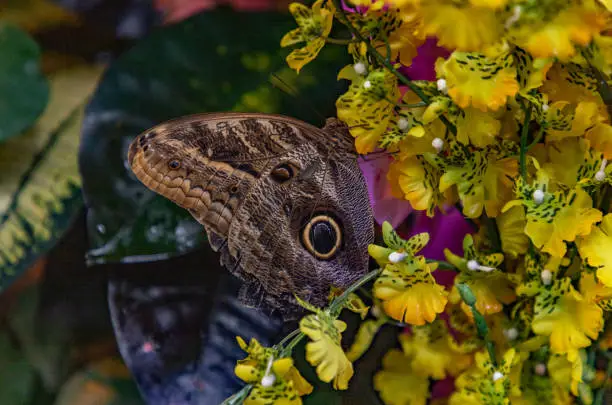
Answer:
[168,160,181,170]
[302,215,342,260]
[229,185,239,194]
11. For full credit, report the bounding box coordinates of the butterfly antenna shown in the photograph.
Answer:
[269,73,326,122]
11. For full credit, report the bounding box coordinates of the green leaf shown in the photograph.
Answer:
[79,9,350,264]
[0,332,37,405]
[0,23,49,141]
[0,65,102,290]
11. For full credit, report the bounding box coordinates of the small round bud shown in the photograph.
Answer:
[541,103,549,112]
[532,189,545,205]
[467,260,480,271]
[541,269,553,285]
[397,118,409,131]
[388,251,408,263]
[432,137,444,152]
[534,363,547,376]
[503,328,519,341]
[595,170,606,182]
[354,62,367,75]
[436,78,448,94]
[363,80,372,89]
[261,374,276,387]
[492,371,504,382]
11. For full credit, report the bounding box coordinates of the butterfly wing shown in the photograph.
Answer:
[128,113,374,318]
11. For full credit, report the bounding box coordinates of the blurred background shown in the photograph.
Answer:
[0,1,390,404]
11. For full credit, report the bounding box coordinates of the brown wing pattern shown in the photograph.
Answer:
[127,113,374,319]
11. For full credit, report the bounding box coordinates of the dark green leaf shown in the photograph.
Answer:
[0,23,49,141]
[0,66,102,290]
[80,9,350,264]
[0,332,37,405]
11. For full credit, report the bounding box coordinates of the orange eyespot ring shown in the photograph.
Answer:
[302,215,342,260]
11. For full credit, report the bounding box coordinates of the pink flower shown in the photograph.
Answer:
[155,0,282,23]
[400,38,450,81]
[358,155,414,229]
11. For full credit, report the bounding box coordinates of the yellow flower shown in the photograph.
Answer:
[548,353,584,397]
[540,62,603,108]
[299,313,353,390]
[280,0,334,73]
[388,154,451,217]
[445,235,517,316]
[579,270,612,311]
[496,205,529,258]
[346,318,385,361]
[400,320,473,379]
[456,107,501,148]
[414,0,503,51]
[450,349,520,405]
[511,355,572,405]
[235,337,313,404]
[370,224,445,325]
[531,278,604,361]
[436,46,519,112]
[372,6,424,67]
[439,143,518,218]
[544,101,604,143]
[503,176,602,257]
[541,137,604,188]
[507,2,605,61]
[374,260,448,325]
[336,65,399,154]
[368,221,430,265]
[577,214,612,287]
[373,347,430,405]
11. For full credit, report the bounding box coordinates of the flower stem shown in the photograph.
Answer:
[325,36,356,45]
[331,0,457,135]
[526,125,544,151]
[519,101,532,180]
[330,268,382,316]
[456,283,498,367]
[220,385,251,405]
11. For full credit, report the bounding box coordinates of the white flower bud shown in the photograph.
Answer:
[492,371,504,381]
[261,374,276,387]
[532,189,545,205]
[534,363,547,376]
[397,118,409,131]
[467,259,494,272]
[354,62,367,75]
[503,328,518,341]
[541,269,553,285]
[363,80,372,89]
[595,159,608,182]
[432,137,444,152]
[467,260,480,271]
[388,251,407,263]
[541,103,549,112]
[436,78,448,94]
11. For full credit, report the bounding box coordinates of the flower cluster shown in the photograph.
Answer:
[225,0,612,404]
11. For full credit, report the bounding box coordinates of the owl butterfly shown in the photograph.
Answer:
[127,113,374,320]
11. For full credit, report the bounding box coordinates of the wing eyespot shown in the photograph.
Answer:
[301,214,342,260]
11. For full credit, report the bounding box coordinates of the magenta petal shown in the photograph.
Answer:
[358,155,413,228]
[408,207,475,261]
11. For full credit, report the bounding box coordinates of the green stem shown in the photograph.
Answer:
[526,125,545,151]
[220,385,251,405]
[456,283,498,367]
[519,101,532,180]
[330,268,382,316]
[331,0,457,135]
[325,36,355,45]
[427,259,456,271]
[276,328,301,349]
[280,332,306,357]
